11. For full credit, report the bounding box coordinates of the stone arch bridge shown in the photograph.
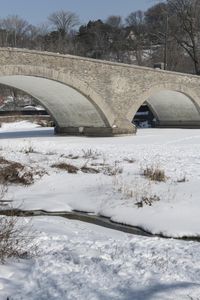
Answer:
[0,47,200,136]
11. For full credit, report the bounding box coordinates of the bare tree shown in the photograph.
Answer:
[48,10,79,53]
[104,16,128,62]
[105,15,123,28]
[0,15,31,47]
[126,11,147,65]
[145,2,170,69]
[168,0,200,74]
[48,10,79,34]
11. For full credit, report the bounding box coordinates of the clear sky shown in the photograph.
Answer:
[0,0,158,25]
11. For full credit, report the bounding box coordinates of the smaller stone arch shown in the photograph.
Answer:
[127,82,200,128]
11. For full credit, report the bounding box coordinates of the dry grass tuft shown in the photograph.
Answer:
[103,162,123,176]
[82,149,101,160]
[52,163,79,174]
[52,162,100,174]
[135,195,160,208]
[143,165,167,182]
[177,176,187,183]
[0,157,10,165]
[91,162,109,167]
[113,177,160,208]
[61,154,80,160]
[0,157,34,185]
[81,165,99,174]
[20,145,36,154]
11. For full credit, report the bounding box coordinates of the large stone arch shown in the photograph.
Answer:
[126,82,200,127]
[0,65,116,136]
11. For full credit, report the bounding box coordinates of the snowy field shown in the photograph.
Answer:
[0,121,200,299]
[0,121,200,237]
[1,216,200,300]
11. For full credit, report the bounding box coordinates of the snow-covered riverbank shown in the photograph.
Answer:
[1,121,200,299]
[1,121,200,237]
[1,216,200,300]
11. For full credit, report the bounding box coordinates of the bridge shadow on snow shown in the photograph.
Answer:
[0,128,54,139]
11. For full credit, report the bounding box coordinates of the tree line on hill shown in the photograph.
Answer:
[0,0,199,75]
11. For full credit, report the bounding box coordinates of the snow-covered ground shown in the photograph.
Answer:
[1,121,200,299]
[1,121,200,237]
[1,216,200,300]
[0,120,41,130]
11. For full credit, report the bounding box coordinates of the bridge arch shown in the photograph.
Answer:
[127,82,200,128]
[0,65,116,136]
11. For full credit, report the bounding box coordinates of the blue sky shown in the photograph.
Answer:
[0,0,157,25]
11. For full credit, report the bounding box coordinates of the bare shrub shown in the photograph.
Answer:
[91,162,109,167]
[113,177,160,208]
[0,158,34,185]
[0,157,10,165]
[177,176,187,183]
[0,185,37,263]
[135,195,160,208]
[0,214,37,263]
[81,165,99,174]
[82,149,101,159]
[142,165,167,182]
[103,162,123,176]
[20,145,35,154]
[52,162,100,174]
[61,153,80,160]
[52,163,79,173]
